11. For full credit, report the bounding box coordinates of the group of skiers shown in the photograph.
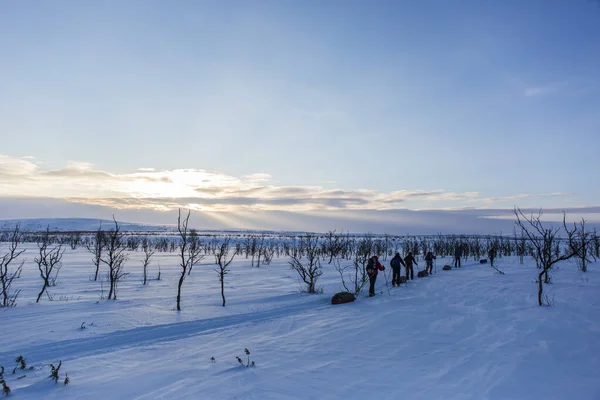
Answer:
[365,250,441,297]
[365,245,465,297]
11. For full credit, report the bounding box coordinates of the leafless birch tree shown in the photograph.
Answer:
[176,209,204,311]
[140,236,155,285]
[100,217,128,300]
[214,237,235,306]
[0,225,25,307]
[569,219,596,273]
[514,207,579,306]
[34,226,65,303]
[86,226,105,281]
[289,234,323,294]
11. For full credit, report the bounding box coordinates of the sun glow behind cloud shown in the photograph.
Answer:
[0,155,577,214]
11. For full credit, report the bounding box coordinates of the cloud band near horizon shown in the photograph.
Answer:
[0,154,588,215]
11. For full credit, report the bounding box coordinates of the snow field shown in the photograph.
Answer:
[1,245,599,399]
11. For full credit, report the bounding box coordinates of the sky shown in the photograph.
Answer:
[0,0,599,233]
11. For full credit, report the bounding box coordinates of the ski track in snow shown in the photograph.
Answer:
[1,246,599,399]
[0,300,330,364]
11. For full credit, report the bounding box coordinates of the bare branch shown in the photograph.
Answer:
[0,224,25,307]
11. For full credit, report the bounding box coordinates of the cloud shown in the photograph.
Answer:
[67,194,370,212]
[477,192,570,203]
[39,167,114,180]
[243,173,272,182]
[0,154,38,177]
[375,190,480,204]
[524,87,546,97]
[524,81,569,97]
[0,155,585,214]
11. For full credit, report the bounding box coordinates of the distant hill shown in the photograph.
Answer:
[0,218,170,232]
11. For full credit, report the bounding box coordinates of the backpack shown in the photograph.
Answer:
[390,257,400,268]
[366,258,376,275]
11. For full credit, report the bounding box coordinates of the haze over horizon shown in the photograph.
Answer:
[1,0,599,233]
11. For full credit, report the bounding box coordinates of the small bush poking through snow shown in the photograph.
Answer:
[237,348,255,368]
[49,361,62,384]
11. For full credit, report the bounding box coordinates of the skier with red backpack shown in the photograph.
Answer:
[366,256,385,297]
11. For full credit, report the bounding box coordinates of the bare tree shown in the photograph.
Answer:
[186,229,202,276]
[514,208,578,306]
[34,226,65,303]
[289,234,323,294]
[0,225,25,307]
[260,239,276,265]
[85,226,105,281]
[140,236,155,285]
[323,230,343,264]
[514,227,527,265]
[176,209,204,311]
[486,237,504,275]
[243,236,252,259]
[69,232,82,250]
[126,235,141,251]
[569,218,596,273]
[214,237,235,306]
[335,236,372,296]
[593,228,600,259]
[100,217,128,300]
[248,236,257,264]
[254,234,266,268]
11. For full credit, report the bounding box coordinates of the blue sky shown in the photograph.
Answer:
[0,0,599,231]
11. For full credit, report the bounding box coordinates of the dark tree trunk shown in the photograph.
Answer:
[36,278,49,303]
[538,269,546,306]
[220,272,226,307]
[94,264,100,281]
[108,275,115,300]
[177,267,186,311]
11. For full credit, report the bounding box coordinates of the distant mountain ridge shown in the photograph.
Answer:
[0,218,170,232]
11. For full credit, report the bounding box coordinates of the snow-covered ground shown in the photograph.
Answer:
[1,246,599,399]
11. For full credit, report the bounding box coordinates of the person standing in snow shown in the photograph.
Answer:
[404,252,417,281]
[425,250,436,274]
[454,244,462,268]
[390,252,405,287]
[366,256,385,297]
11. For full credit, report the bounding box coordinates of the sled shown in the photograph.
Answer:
[442,265,452,271]
[479,259,488,264]
[331,292,356,305]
